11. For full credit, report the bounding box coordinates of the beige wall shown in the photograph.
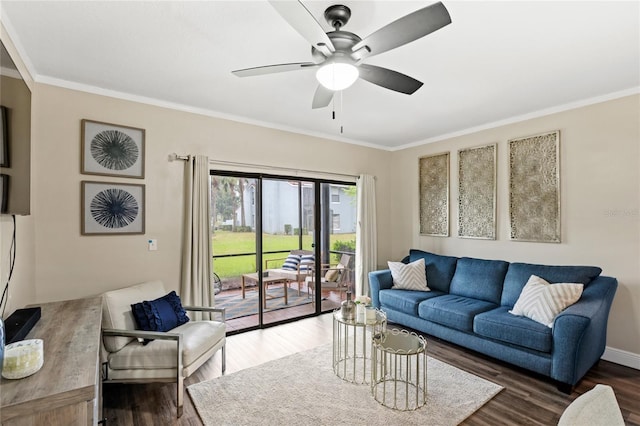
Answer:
[30,84,392,302]
[389,95,640,359]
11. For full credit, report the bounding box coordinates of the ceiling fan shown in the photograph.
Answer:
[232,1,452,109]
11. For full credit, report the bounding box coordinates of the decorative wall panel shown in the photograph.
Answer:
[457,144,496,239]
[419,152,449,236]
[509,131,560,242]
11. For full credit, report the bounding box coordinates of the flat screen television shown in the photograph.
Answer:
[0,39,31,216]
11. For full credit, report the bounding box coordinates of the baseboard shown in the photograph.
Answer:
[601,346,640,370]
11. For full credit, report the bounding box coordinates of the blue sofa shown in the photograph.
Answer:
[369,249,618,390]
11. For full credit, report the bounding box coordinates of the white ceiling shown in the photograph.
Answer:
[2,1,639,150]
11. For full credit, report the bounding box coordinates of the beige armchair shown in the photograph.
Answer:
[101,280,226,417]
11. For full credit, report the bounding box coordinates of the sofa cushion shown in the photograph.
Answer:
[474,306,553,353]
[389,258,429,291]
[509,275,584,327]
[501,262,601,307]
[449,257,509,304]
[107,320,226,370]
[379,289,443,316]
[418,294,497,332]
[102,280,167,353]
[409,249,458,293]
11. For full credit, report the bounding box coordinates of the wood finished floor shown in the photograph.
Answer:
[102,314,640,426]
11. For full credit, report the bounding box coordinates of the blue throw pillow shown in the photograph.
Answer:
[131,291,190,335]
[131,302,152,331]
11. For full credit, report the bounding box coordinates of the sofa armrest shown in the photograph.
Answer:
[369,269,393,308]
[183,306,226,322]
[551,276,618,385]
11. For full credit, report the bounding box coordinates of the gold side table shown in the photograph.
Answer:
[371,329,427,411]
[332,309,387,384]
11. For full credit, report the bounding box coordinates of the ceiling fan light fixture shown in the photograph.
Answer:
[316,62,359,91]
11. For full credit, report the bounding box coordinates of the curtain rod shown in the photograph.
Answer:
[169,153,359,180]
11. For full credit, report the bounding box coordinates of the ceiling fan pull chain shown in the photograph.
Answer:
[332,94,336,120]
[340,90,344,134]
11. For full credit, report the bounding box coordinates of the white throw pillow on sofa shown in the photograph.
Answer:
[509,275,583,327]
[388,258,429,291]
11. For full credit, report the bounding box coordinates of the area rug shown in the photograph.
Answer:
[188,343,503,425]
[214,287,313,320]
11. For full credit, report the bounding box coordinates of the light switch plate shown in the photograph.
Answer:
[148,239,158,251]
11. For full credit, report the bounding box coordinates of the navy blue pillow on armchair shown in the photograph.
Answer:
[131,291,190,334]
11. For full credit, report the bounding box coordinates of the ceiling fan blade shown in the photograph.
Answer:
[312,85,334,109]
[358,64,423,95]
[352,2,451,60]
[269,1,335,57]
[232,62,317,77]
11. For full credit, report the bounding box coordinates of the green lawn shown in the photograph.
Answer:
[212,231,355,278]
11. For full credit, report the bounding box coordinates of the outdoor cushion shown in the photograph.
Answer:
[501,262,601,307]
[388,258,429,291]
[449,257,509,304]
[419,294,497,332]
[379,289,442,316]
[299,254,314,272]
[474,307,552,353]
[325,268,339,282]
[509,275,583,327]
[282,254,301,270]
[409,249,458,293]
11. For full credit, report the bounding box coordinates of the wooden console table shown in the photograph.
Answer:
[1,297,103,425]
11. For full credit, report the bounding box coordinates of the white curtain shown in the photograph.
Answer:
[355,174,377,297]
[180,155,213,313]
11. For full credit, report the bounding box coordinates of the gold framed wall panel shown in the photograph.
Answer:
[508,130,560,243]
[457,143,496,239]
[419,152,449,236]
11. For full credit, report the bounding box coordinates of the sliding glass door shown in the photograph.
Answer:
[210,175,260,331]
[261,178,315,326]
[210,172,356,334]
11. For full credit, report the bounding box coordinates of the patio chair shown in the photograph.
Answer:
[265,249,314,295]
[305,254,352,302]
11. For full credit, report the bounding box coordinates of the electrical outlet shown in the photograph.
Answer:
[148,239,158,251]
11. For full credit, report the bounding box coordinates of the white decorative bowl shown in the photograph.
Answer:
[2,339,44,379]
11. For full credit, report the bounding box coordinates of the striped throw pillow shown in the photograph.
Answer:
[299,254,314,272]
[282,254,301,271]
[388,258,429,291]
[509,275,583,328]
